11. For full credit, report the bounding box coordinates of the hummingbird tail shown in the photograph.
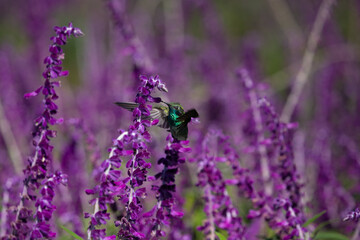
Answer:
[187,109,199,118]
[177,109,199,123]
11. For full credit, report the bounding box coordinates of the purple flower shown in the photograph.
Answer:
[344,208,360,222]
[238,68,309,239]
[238,68,272,196]
[248,98,308,239]
[85,75,167,239]
[196,129,246,240]
[143,134,189,238]
[8,23,83,240]
[259,98,303,210]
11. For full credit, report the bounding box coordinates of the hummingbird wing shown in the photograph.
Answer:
[115,102,169,129]
[115,102,138,111]
[149,105,169,128]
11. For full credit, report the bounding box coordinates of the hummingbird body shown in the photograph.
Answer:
[167,103,184,126]
[115,101,198,140]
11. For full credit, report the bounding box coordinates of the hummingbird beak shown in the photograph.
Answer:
[161,100,170,106]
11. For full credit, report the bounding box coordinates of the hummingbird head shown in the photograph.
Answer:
[162,101,185,115]
[169,102,185,115]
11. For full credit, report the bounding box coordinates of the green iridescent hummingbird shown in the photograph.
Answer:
[115,101,199,141]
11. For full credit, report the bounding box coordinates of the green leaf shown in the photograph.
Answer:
[313,221,331,235]
[314,231,350,240]
[215,231,228,240]
[303,210,327,227]
[60,225,83,240]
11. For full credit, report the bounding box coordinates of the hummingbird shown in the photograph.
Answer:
[115,101,199,141]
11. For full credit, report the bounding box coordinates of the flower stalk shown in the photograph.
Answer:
[8,23,83,240]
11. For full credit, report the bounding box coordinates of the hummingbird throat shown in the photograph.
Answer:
[168,108,182,126]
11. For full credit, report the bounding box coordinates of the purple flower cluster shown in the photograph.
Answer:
[5,23,83,240]
[259,98,302,210]
[31,171,68,239]
[238,68,308,239]
[218,134,254,200]
[196,129,246,240]
[343,208,360,222]
[238,68,272,195]
[248,98,307,240]
[85,75,167,239]
[143,134,190,238]
[248,196,306,240]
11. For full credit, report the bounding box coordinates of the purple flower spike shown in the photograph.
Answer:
[85,75,168,239]
[8,23,83,240]
[238,69,309,239]
[143,134,189,238]
[196,129,246,240]
[248,98,308,240]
